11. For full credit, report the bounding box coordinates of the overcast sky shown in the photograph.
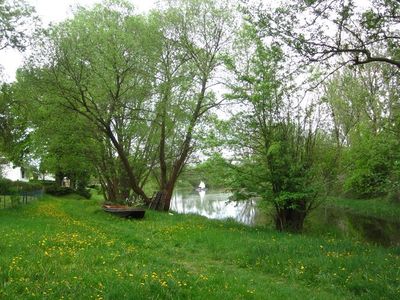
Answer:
[0,0,157,82]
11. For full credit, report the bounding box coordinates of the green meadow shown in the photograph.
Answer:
[0,196,399,300]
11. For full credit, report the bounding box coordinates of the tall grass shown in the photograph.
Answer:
[0,195,398,299]
[324,197,400,222]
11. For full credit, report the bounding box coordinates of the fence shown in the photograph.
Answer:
[0,189,44,209]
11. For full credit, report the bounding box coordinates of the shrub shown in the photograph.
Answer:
[14,181,43,192]
[76,188,91,199]
[0,178,43,194]
[387,190,400,204]
[44,185,74,196]
[44,184,91,199]
[0,178,13,194]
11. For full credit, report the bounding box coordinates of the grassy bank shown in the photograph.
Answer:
[323,197,400,222]
[0,196,399,299]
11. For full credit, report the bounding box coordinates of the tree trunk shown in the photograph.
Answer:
[105,125,150,204]
[162,183,175,211]
[55,171,64,187]
[151,184,176,212]
[275,200,307,232]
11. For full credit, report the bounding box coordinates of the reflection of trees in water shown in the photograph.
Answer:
[172,190,400,244]
[170,190,258,225]
[232,200,257,225]
[317,208,400,247]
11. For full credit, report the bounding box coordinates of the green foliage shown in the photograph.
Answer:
[44,185,74,197]
[0,178,42,194]
[255,0,400,70]
[15,0,163,202]
[343,131,398,198]
[228,159,271,201]
[3,0,399,221]
[225,23,327,231]
[18,0,236,209]
[323,67,400,199]
[0,178,12,194]
[182,154,235,189]
[0,0,36,51]
[76,187,92,200]
[324,196,400,222]
[0,83,30,163]
[44,184,91,199]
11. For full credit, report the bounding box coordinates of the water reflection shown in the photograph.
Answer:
[199,190,205,202]
[315,208,400,247]
[171,189,400,247]
[171,189,259,225]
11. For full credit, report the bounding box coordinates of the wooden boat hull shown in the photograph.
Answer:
[103,206,145,219]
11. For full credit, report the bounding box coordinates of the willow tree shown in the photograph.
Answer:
[148,0,236,210]
[26,1,161,203]
[24,0,236,208]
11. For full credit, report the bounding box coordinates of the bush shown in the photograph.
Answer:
[0,178,13,194]
[88,184,101,191]
[29,179,56,188]
[14,181,43,192]
[44,184,91,199]
[76,188,91,199]
[387,190,400,204]
[0,178,43,194]
[45,185,74,196]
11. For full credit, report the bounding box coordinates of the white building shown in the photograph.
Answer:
[39,173,56,181]
[1,163,29,182]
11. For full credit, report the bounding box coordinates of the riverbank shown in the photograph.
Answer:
[0,195,399,299]
[323,197,400,222]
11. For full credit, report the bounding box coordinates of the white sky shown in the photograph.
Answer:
[0,0,157,82]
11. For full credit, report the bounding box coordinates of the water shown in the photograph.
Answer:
[171,189,265,225]
[171,189,400,247]
[311,207,400,247]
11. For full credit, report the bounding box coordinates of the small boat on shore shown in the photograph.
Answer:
[102,204,145,219]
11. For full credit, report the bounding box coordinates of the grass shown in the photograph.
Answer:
[0,195,399,299]
[323,197,400,222]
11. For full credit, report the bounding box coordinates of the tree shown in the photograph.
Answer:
[180,153,235,189]
[0,0,36,51]
[250,0,400,78]
[26,1,161,204]
[242,0,400,204]
[150,0,236,210]
[0,0,36,170]
[24,0,235,210]
[0,83,30,163]
[225,24,327,232]
[322,66,400,198]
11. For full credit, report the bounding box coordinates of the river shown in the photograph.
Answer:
[171,189,400,247]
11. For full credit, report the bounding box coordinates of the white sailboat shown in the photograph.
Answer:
[196,181,207,191]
